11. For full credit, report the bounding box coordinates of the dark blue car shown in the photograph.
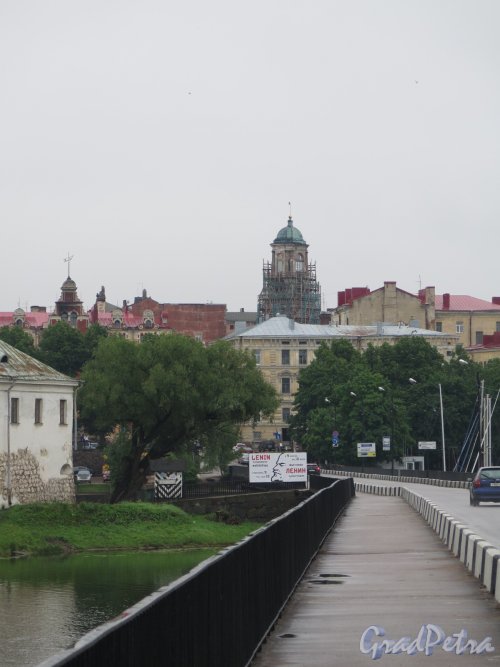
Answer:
[470,466,500,506]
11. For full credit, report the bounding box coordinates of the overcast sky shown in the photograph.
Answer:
[2,1,500,314]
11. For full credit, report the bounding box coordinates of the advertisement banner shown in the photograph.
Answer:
[382,436,391,451]
[249,452,307,483]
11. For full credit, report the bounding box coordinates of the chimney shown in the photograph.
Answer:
[443,293,450,310]
[492,297,500,306]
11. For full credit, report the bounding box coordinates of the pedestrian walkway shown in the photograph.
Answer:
[252,493,500,666]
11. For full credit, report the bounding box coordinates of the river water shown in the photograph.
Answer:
[0,548,215,667]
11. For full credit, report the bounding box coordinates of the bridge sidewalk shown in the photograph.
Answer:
[251,493,500,666]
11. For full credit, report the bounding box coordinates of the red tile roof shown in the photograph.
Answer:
[435,295,500,311]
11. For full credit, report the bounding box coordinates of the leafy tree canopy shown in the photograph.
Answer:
[79,334,279,500]
[291,338,497,470]
[0,326,38,356]
[37,322,90,376]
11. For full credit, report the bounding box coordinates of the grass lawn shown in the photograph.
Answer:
[0,502,262,558]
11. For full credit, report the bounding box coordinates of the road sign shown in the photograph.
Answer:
[332,436,339,447]
[418,441,437,450]
[357,442,376,458]
[382,436,391,451]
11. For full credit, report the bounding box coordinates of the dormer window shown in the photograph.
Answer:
[144,319,153,329]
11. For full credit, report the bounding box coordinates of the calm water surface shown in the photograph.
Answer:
[0,548,215,667]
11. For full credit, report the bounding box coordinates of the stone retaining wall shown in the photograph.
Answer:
[171,489,311,522]
[0,449,75,507]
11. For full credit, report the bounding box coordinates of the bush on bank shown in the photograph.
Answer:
[0,502,262,557]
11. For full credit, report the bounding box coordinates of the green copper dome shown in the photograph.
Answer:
[273,216,307,245]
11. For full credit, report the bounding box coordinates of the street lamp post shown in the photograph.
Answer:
[408,377,449,472]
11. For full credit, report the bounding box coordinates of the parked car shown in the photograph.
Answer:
[238,453,250,465]
[74,466,92,483]
[470,466,500,505]
[307,462,321,475]
[232,443,253,454]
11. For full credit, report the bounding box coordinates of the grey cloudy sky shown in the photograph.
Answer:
[2,1,500,314]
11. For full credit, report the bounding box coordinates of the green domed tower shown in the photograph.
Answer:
[257,215,321,323]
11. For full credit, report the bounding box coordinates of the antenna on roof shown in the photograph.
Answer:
[64,252,74,277]
[417,274,422,291]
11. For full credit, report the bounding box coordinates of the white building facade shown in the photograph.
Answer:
[0,341,78,507]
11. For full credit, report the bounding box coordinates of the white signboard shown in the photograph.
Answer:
[418,441,437,450]
[357,442,376,458]
[249,452,307,483]
[382,436,391,451]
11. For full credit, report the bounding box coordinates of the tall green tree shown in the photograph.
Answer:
[79,334,278,501]
[38,322,89,376]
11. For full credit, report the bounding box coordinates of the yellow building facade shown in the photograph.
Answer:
[331,284,500,363]
[229,315,458,449]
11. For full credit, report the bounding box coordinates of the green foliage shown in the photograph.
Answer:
[0,326,38,356]
[79,334,279,500]
[84,323,108,359]
[291,338,496,469]
[38,321,89,376]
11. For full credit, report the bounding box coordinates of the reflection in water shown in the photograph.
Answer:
[0,549,214,667]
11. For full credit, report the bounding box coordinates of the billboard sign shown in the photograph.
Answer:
[357,442,376,458]
[418,441,437,450]
[382,436,391,451]
[249,452,307,483]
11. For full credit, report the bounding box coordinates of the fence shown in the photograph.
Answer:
[181,478,306,499]
[39,476,354,667]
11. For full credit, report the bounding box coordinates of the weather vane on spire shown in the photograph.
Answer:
[288,201,292,218]
[64,252,74,277]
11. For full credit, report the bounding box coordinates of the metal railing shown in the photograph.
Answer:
[38,476,354,667]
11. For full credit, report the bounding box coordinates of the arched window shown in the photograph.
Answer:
[70,311,77,326]
[114,319,121,328]
[295,254,304,272]
[277,253,284,273]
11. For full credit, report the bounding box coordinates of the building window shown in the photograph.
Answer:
[299,349,307,365]
[282,407,291,423]
[11,397,19,424]
[253,431,262,441]
[281,349,290,365]
[435,322,442,332]
[295,254,304,272]
[496,322,500,333]
[456,321,464,334]
[281,377,291,394]
[253,349,261,365]
[476,331,483,345]
[35,398,43,424]
[60,400,67,425]
[70,311,77,326]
